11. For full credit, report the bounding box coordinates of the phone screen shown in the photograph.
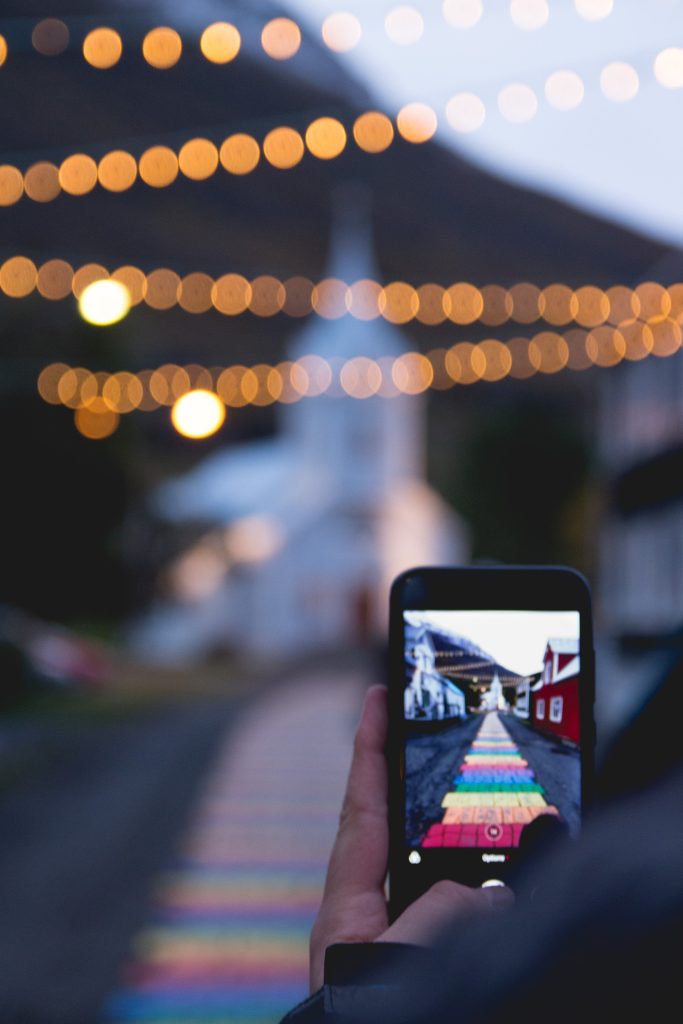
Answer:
[403,609,581,865]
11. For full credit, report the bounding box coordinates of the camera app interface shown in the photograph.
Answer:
[404,610,581,853]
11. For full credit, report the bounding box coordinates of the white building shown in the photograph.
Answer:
[131,206,467,661]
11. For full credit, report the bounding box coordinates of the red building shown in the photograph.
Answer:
[531,638,580,746]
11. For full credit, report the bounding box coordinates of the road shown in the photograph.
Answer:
[0,671,365,1024]
[0,698,239,1024]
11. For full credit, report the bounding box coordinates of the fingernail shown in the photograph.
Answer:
[481,885,514,909]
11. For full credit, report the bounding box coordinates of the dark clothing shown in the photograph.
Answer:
[282,648,683,1023]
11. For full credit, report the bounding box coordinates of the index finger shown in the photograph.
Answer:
[323,684,389,898]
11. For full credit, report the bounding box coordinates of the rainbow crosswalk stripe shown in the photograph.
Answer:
[422,712,559,849]
[103,679,356,1024]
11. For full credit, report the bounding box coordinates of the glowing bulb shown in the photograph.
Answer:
[78,279,131,326]
[447,92,486,132]
[510,0,548,30]
[574,0,613,20]
[600,63,639,102]
[322,12,361,52]
[171,390,226,439]
[443,0,483,28]
[654,48,683,89]
[385,6,424,45]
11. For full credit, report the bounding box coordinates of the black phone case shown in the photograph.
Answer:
[387,565,595,920]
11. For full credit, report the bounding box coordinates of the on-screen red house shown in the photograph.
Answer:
[531,638,580,745]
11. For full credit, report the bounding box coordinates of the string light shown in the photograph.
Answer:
[1,49,673,209]
[37,315,683,438]
[6,258,683,336]
[1,6,625,73]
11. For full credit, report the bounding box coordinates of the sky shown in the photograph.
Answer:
[283,0,683,249]
[405,609,580,675]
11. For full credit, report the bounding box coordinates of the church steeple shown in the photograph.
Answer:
[282,185,423,504]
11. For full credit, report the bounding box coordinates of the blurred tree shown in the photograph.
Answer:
[451,397,591,568]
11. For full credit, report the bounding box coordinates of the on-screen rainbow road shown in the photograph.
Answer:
[422,712,559,849]
[104,676,360,1024]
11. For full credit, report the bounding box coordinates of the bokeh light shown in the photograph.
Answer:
[479,284,512,326]
[507,336,537,378]
[529,331,569,373]
[392,352,433,394]
[261,18,301,60]
[510,0,549,30]
[539,284,577,326]
[444,282,484,324]
[648,316,682,358]
[600,62,639,102]
[340,357,382,399]
[178,138,219,181]
[249,275,286,317]
[447,93,486,132]
[37,259,74,300]
[78,279,131,326]
[171,390,226,438]
[443,0,483,28]
[32,19,69,56]
[385,7,424,45]
[112,266,146,305]
[510,282,542,323]
[283,277,314,318]
[103,371,143,413]
[545,70,584,111]
[216,366,249,407]
[179,273,214,314]
[83,28,122,68]
[297,354,333,396]
[59,154,98,195]
[380,282,419,324]
[574,285,609,326]
[606,285,638,324]
[0,35,7,66]
[200,22,241,64]
[37,363,71,404]
[98,150,137,192]
[0,256,37,298]
[347,279,382,320]
[479,339,513,382]
[416,283,447,325]
[619,319,654,361]
[75,397,120,440]
[396,103,437,143]
[0,166,23,206]
[24,162,61,203]
[634,281,671,320]
[574,0,613,20]
[498,83,538,123]
[305,118,347,160]
[72,263,108,298]
[220,134,260,175]
[139,146,179,188]
[586,325,625,367]
[142,27,182,69]
[654,48,683,89]
[353,112,394,153]
[212,274,252,315]
[322,12,361,52]
[445,342,486,384]
[564,328,593,371]
[263,127,305,169]
[312,278,349,319]
[145,268,180,310]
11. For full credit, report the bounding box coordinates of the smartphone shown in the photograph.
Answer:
[388,566,595,918]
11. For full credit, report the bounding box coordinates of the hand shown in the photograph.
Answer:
[309,685,514,992]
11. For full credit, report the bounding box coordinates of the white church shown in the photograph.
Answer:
[131,207,468,662]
